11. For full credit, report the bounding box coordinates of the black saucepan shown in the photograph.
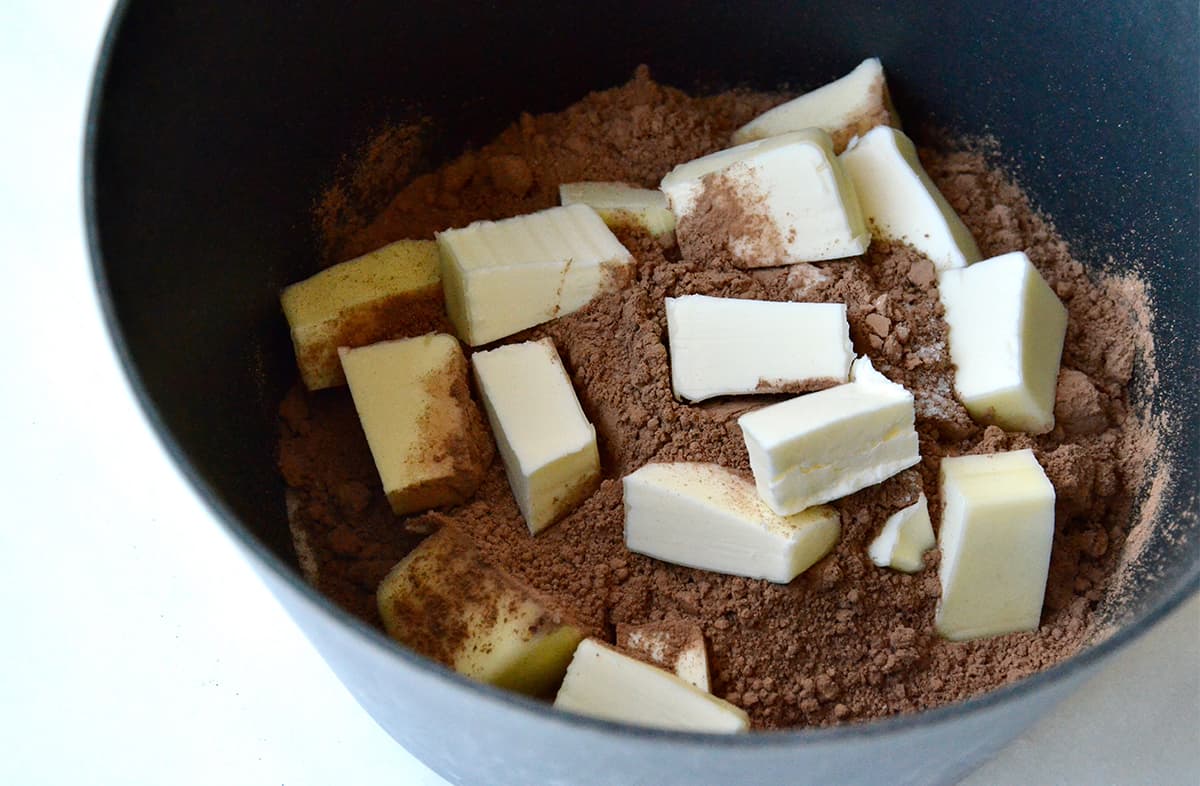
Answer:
[86,2,1198,783]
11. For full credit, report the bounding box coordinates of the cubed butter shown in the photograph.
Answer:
[616,621,711,692]
[378,527,584,696]
[840,126,981,272]
[660,129,870,268]
[559,181,676,239]
[553,638,749,733]
[280,240,442,389]
[739,356,921,515]
[936,450,1056,641]
[732,57,901,152]
[623,462,840,583]
[472,338,601,534]
[437,204,634,346]
[340,334,492,515]
[868,492,935,573]
[938,251,1069,434]
[665,295,853,402]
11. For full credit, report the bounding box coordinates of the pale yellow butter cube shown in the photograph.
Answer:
[738,357,920,515]
[378,527,584,697]
[559,181,677,239]
[936,450,1055,641]
[472,338,601,534]
[280,240,442,389]
[840,126,981,272]
[732,57,901,152]
[340,334,492,515]
[437,205,634,346]
[623,462,840,583]
[939,251,1069,434]
[554,639,749,733]
[868,492,935,573]
[665,295,853,402]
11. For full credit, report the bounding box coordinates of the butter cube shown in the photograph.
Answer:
[939,251,1069,434]
[840,126,981,272]
[378,527,584,696]
[623,462,840,583]
[616,621,711,692]
[665,295,853,402]
[660,129,870,268]
[280,240,442,390]
[472,338,601,534]
[437,204,634,346]
[732,58,901,152]
[868,492,935,573]
[936,450,1055,641]
[340,334,492,515]
[739,357,920,515]
[554,639,750,733]
[559,182,676,239]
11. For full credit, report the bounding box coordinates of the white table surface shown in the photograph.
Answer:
[1,2,1196,784]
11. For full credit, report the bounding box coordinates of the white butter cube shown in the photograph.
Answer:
[340,334,492,515]
[868,493,935,573]
[554,639,750,733]
[938,251,1069,434]
[559,182,676,239]
[840,126,981,272]
[472,338,600,534]
[616,621,711,692]
[660,129,870,268]
[665,295,853,402]
[732,58,900,152]
[438,204,634,346]
[623,462,840,583]
[936,450,1055,641]
[739,357,921,515]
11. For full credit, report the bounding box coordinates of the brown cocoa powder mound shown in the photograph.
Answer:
[315,122,432,264]
[279,69,1156,729]
[318,65,783,264]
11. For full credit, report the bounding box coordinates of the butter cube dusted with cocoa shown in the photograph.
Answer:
[559,181,677,239]
[280,240,443,390]
[616,621,712,692]
[660,129,870,268]
[378,526,584,697]
[340,334,493,515]
[732,57,900,153]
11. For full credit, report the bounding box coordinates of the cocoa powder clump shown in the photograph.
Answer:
[279,69,1157,730]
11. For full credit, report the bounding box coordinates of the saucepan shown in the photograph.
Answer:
[85,1,1198,783]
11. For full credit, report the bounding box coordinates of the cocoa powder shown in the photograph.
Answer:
[675,171,790,269]
[278,69,1157,729]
